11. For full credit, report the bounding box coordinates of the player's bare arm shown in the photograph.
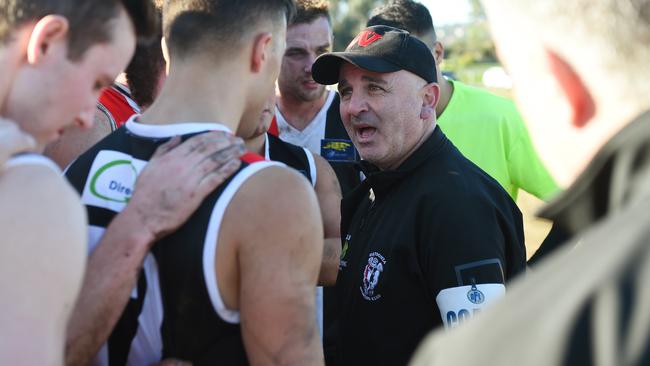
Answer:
[312,154,342,286]
[219,166,325,366]
[0,164,86,366]
[65,132,244,366]
[45,107,114,169]
[0,119,36,166]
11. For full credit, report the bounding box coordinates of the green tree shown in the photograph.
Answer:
[442,0,496,82]
[468,0,486,20]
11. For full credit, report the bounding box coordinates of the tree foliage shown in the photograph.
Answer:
[443,0,495,70]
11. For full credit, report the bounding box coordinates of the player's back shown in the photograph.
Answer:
[65,117,323,365]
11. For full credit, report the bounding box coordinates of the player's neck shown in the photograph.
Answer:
[0,47,23,115]
[0,56,11,114]
[245,134,266,156]
[277,89,329,131]
[139,62,246,133]
[114,73,129,88]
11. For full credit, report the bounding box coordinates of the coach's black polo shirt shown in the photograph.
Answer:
[335,126,526,365]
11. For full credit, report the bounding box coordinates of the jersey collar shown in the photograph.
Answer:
[124,115,232,138]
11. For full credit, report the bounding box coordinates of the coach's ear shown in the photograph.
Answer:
[27,15,69,65]
[420,82,440,121]
[251,32,273,73]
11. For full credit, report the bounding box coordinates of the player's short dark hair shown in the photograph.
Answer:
[163,0,296,60]
[367,0,436,41]
[125,3,164,108]
[292,0,331,26]
[0,0,158,60]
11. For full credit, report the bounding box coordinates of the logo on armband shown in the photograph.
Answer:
[467,284,485,305]
[436,283,506,329]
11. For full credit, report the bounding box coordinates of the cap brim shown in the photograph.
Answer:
[312,52,402,85]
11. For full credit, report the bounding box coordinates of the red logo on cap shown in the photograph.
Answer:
[352,30,383,48]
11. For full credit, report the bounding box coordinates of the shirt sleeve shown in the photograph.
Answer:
[505,106,561,201]
[417,190,526,328]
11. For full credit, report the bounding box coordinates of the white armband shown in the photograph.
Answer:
[436,283,505,329]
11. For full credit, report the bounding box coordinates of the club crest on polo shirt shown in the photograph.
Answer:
[81,150,147,212]
[360,251,386,301]
[321,139,357,162]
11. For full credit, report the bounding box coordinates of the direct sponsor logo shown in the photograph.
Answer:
[360,251,386,301]
[89,160,136,203]
[81,150,147,212]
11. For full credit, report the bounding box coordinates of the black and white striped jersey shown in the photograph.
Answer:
[65,116,281,365]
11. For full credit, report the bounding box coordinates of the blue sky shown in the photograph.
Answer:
[420,0,472,25]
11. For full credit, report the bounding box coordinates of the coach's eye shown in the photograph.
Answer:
[368,84,384,93]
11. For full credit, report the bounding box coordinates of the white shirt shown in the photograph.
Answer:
[275,90,336,156]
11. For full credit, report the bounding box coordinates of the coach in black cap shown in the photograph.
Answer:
[312,25,527,365]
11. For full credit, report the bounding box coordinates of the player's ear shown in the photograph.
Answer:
[251,32,273,73]
[420,82,440,121]
[27,15,69,65]
[161,37,170,74]
[545,49,595,128]
[433,41,445,67]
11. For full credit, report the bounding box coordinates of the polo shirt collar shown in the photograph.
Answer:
[359,125,448,199]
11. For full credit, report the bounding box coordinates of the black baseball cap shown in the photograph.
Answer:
[312,25,437,85]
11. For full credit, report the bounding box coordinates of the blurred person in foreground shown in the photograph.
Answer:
[411,0,650,365]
